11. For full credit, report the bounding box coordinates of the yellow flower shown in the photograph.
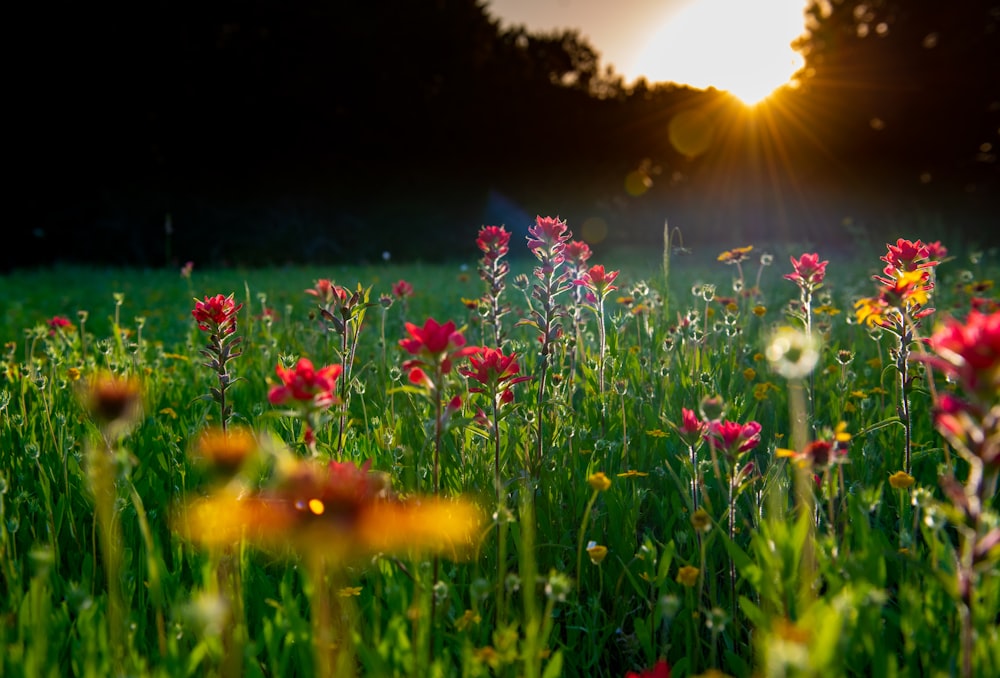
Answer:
[81,371,144,431]
[743,368,756,381]
[194,426,258,476]
[888,471,915,490]
[676,565,700,587]
[617,470,648,478]
[455,609,481,631]
[646,429,669,438]
[337,586,362,597]
[717,245,753,264]
[586,543,608,565]
[691,508,712,532]
[588,472,611,492]
[752,305,767,317]
[174,458,483,563]
[67,367,82,381]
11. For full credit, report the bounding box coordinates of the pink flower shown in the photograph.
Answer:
[392,279,414,299]
[705,419,762,458]
[525,215,571,257]
[460,348,533,406]
[476,225,511,258]
[268,358,343,410]
[305,279,348,307]
[399,318,479,386]
[783,253,828,290]
[192,294,243,335]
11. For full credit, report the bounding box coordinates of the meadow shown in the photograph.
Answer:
[1,220,998,678]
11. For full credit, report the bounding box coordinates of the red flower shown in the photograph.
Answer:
[392,279,414,299]
[48,316,73,335]
[625,659,670,678]
[476,225,511,258]
[705,419,762,458]
[192,294,243,334]
[673,407,707,447]
[574,264,620,303]
[881,238,940,273]
[784,253,828,290]
[526,215,571,257]
[918,310,1000,399]
[460,348,533,406]
[564,240,593,268]
[305,279,348,307]
[268,358,343,410]
[399,318,479,385]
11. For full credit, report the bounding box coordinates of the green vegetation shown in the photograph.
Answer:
[1,225,998,677]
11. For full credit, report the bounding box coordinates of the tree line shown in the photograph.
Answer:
[8,0,999,268]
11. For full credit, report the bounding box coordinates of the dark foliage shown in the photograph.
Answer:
[7,0,998,269]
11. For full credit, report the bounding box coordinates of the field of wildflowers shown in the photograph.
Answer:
[1,220,998,678]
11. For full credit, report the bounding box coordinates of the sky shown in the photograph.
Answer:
[484,0,812,104]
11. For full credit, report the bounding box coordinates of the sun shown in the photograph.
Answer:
[629,0,808,105]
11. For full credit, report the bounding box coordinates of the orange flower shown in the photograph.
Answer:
[174,458,482,563]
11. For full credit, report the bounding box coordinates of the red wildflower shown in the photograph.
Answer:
[460,347,533,406]
[476,225,511,258]
[192,294,243,335]
[526,215,572,257]
[48,316,73,335]
[392,279,414,299]
[399,318,479,386]
[268,358,343,410]
[917,310,1000,400]
[574,264,620,304]
[305,279,348,306]
[784,252,828,290]
[671,407,708,448]
[705,419,762,458]
[564,240,593,269]
[882,238,939,273]
[625,659,670,678]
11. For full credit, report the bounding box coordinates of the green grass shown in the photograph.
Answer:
[1,230,998,678]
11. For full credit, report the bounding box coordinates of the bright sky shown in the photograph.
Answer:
[485,0,811,104]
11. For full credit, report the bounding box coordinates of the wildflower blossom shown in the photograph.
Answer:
[526,215,572,260]
[192,294,243,335]
[676,565,700,587]
[704,419,762,460]
[672,407,708,447]
[193,426,258,477]
[268,358,343,411]
[784,253,828,291]
[588,472,611,492]
[917,310,1000,400]
[476,225,511,258]
[586,542,608,565]
[625,658,671,678]
[459,347,532,406]
[399,318,478,389]
[766,326,822,380]
[564,240,593,269]
[82,371,143,430]
[889,471,916,489]
[305,279,348,307]
[717,245,753,264]
[175,458,483,562]
[48,316,73,334]
[574,264,620,304]
[391,279,413,300]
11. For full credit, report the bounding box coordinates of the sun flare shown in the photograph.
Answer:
[630,0,808,105]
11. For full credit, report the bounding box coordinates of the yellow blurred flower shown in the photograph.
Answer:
[337,586,362,597]
[174,458,483,563]
[588,472,611,492]
[586,542,608,565]
[691,508,712,532]
[617,470,648,478]
[676,565,700,587]
[888,471,915,490]
[194,426,258,476]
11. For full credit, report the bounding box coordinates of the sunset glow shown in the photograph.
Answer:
[629,0,809,105]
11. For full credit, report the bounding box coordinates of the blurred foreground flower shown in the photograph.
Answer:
[625,658,671,678]
[174,457,483,563]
